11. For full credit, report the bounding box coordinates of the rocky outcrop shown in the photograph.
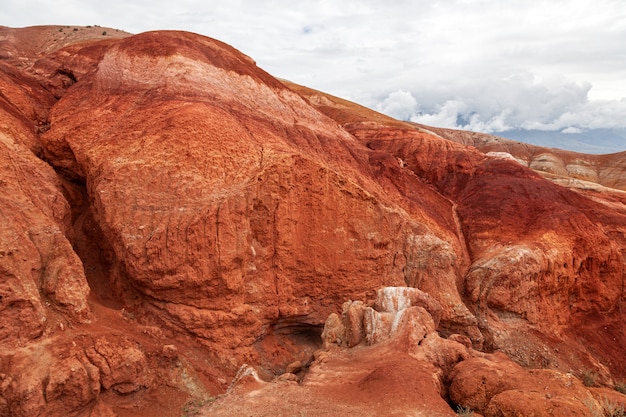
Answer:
[322,287,471,380]
[0,25,129,66]
[205,287,466,416]
[291,82,626,378]
[36,30,482,368]
[322,287,445,347]
[415,125,626,192]
[448,353,626,417]
[0,60,91,344]
[206,287,626,416]
[1,26,626,416]
[0,332,159,417]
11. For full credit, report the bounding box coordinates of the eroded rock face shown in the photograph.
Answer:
[292,82,626,378]
[38,30,477,366]
[414,124,626,192]
[207,287,465,416]
[85,335,153,394]
[322,287,471,376]
[0,60,91,346]
[207,287,626,416]
[448,354,606,417]
[0,334,155,417]
[322,287,445,347]
[1,25,626,417]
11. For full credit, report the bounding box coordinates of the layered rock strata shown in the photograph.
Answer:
[0,26,625,416]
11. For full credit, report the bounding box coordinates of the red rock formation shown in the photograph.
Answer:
[0,52,97,417]
[449,353,598,416]
[206,287,626,416]
[0,59,91,340]
[205,288,465,416]
[38,30,482,368]
[0,25,129,65]
[1,25,626,416]
[292,82,626,378]
[411,124,626,192]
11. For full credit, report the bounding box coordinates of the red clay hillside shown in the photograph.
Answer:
[1,25,626,416]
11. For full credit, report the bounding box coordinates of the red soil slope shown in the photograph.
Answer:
[0,26,625,416]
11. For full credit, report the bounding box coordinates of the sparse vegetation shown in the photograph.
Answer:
[121,308,135,321]
[615,382,626,394]
[585,397,626,417]
[181,397,215,417]
[585,398,603,417]
[58,27,63,32]
[602,397,626,417]
[582,369,599,387]
[456,405,474,416]
[102,31,107,36]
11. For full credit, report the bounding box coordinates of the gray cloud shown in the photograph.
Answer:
[5,0,626,142]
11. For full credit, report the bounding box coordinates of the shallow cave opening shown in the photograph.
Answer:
[254,318,324,380]
[273,320,324,347]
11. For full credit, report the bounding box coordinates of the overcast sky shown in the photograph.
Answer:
[5,0,626,136]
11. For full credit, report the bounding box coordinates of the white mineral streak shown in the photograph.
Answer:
[377,287,412,313]
[324,286,437,347]
[364,287,416,345]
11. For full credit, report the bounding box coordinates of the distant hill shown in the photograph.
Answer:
[494,128,626,154]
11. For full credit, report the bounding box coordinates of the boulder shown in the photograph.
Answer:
[448,353,605,416]
[85,335,152,394]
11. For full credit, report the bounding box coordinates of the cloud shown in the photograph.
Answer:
[4,0,626,141]
[411,100,466,129]
[562,127,582,134]
[376,90,419,121]
[388,74,626,134]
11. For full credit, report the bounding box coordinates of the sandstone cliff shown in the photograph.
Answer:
[1,26,625,416]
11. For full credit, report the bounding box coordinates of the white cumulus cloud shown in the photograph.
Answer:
[411,100,466,129]
[376,90,419,121]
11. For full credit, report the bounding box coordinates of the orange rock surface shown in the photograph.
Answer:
[1,26,625,416]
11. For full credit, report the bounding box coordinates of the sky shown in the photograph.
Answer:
[5,0,626,146]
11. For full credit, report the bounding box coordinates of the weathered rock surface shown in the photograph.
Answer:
[448,353,614,416]
[291,82,626,377]
[1,25,626,416]
[206,287,626,416]
[0,59,91,346]
[38,30,477,369]
[205,287,463,416]
[418,125,626,193]
[0,25,129,67]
